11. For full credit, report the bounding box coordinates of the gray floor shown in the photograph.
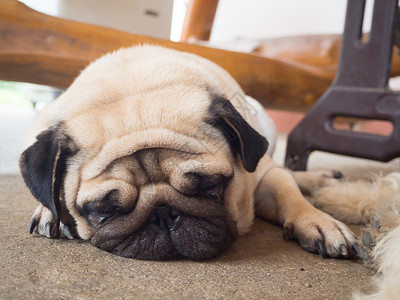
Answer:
[0,174,376,300]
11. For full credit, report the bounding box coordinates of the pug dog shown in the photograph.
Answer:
[20,45,358,260]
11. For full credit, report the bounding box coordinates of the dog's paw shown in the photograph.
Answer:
[358,211,400,267]
[283,208,359,258]
[28,204,75,239]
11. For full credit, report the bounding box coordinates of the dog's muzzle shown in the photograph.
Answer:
[89,184,238,260]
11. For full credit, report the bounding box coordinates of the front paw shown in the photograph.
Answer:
[283,209,359,258]
[28,204,75,239]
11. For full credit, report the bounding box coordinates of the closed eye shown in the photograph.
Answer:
[176,172,231,199]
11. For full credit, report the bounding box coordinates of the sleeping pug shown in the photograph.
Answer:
[20,45,358,260]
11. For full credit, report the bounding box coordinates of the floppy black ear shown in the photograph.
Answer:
[19,126,70,219]
[207,96,268,172]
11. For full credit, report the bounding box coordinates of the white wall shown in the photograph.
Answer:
[210,0,374,42]
[20,0,174,39]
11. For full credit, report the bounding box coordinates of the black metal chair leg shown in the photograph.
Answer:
[285,0,400,170]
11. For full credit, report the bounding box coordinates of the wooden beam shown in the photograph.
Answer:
[0,0,335,112]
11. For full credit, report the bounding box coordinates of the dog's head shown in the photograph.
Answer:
[19,46,268,260]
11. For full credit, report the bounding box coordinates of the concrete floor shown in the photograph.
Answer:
[1,175,376,300]
[1,104,398,299]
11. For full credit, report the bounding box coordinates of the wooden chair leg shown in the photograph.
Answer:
[180,0,219,42]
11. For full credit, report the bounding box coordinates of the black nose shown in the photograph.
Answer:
[149,206,182,231]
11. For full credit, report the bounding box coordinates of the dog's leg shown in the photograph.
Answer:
[28,204,76,239]
[254,166,358,258]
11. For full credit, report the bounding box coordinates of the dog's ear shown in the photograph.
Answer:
[207,96,268,172]
[19,126,72,219]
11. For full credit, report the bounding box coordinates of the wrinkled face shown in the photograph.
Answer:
[71,147,238,260]
[20,93,268,260]
[20,94,268,260]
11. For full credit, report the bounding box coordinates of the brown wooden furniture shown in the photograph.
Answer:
[0,0,328,112]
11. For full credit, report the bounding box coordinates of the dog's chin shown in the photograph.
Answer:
[91,212,238,260]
